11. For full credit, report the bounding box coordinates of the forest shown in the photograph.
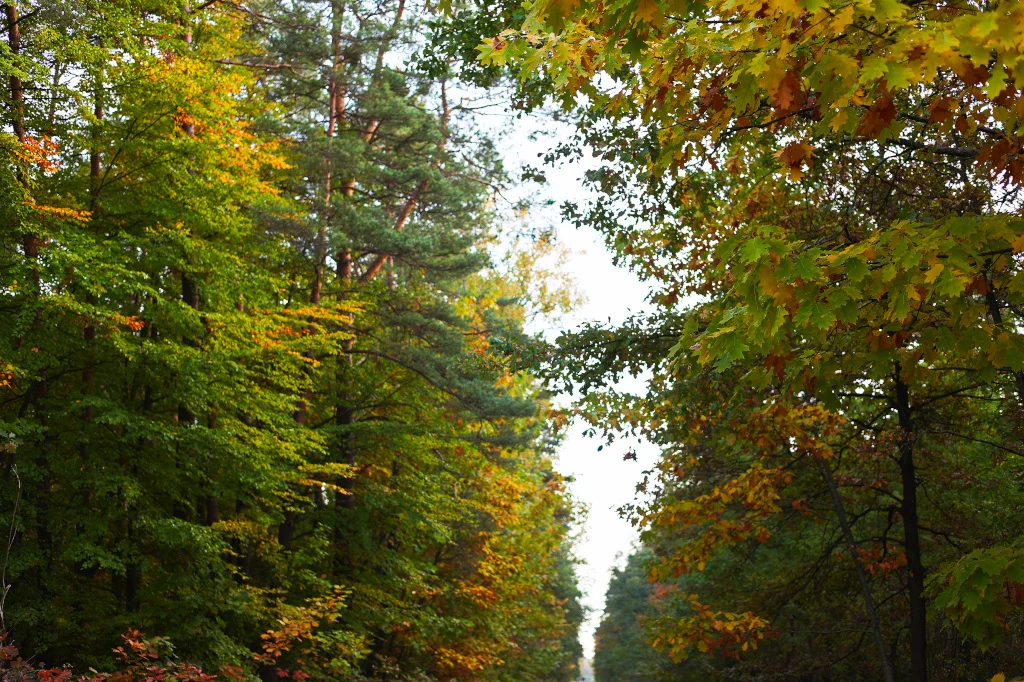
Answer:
[0,1,582,680]
[3,0,1024,681]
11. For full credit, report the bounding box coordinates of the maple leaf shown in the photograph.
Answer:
[928,97,955,124]
[923,263,944,283]
[739,237,770,263]
[546,0,581,30]
[764,354,787,381]
[957,62,990,87]
[867,0,905,22]
[1011,234,1024,254]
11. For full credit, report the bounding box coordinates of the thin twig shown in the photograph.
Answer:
[1,464,22,634]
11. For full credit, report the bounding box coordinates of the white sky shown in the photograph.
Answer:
[494,112,662,660]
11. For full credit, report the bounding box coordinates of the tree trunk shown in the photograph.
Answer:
[6,2,38,296]
[5,4,24,142]
[205,496,219,525]
[84,80,103,423]
[895,369,927,682]
[278,511,297,551]
[314,0,345,303]
[178,6,200,427]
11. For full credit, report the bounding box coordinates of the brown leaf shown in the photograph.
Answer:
[775,141,814,181]
[772,71,804,113]
[993,84,1017,108]
[966,275,989,295]
[763,354,787,382]
[958,62,990,87]
[928,97,955,124]
[856,96,896,138]
[907,45,927,62]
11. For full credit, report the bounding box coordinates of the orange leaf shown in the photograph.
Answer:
[772,71,803,113]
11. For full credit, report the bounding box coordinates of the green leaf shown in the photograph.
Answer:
[792,253,821,282]
[739,237,770,264]
[844,256,870,282]
[795,300,836,330]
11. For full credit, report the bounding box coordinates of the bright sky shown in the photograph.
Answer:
[496,113,662,660]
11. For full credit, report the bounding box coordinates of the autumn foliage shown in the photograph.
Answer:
[477,0,1024,679]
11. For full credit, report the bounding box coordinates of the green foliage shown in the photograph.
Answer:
[929,547,1024,651]
[593,550,689,682]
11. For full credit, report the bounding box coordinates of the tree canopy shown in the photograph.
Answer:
[478,0,1024,680]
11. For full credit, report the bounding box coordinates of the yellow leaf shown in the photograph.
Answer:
[924,263,944,283]
[634,0,662,24]
[833,4,855,34]
[829,108,849,132]
[861,0,904,21]
[544,0,581,28]
[990,674,1005,682]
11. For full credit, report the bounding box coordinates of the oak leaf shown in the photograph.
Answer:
[775,141,814,181]
[856,95,896,138]
[772,71,803,113]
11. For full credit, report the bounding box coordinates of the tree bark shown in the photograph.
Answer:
[6,3,39,295]
[314,0,345,304]
[178,4,200,426]
[5,3,24,142]
[178,274,199,426]
[205,496,219,525]
[895,368,927,682]
[278,511,297,551]
[84,80,103,421]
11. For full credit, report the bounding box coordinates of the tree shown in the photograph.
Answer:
[594,548,690,682]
